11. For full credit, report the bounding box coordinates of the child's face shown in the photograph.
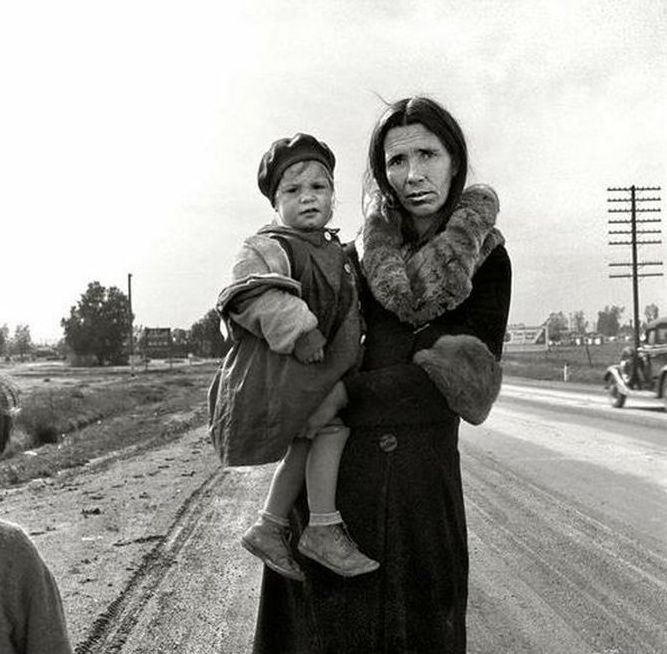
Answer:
[274,160,333,231]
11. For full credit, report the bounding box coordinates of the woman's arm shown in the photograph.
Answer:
[304,364,449,433]
[409,246,511,424]
[414,245,512,360]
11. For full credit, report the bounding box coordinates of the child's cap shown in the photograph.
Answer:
[257,133,335,203]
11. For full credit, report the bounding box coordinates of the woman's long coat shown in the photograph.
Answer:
[252,241,512,653]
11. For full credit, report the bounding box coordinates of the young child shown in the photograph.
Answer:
[0,521,74,654]
[1,379,74,654]
[208,133,379,581]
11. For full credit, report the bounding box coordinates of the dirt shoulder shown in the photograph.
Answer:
[0,360,239,647]
[0,425,229,647]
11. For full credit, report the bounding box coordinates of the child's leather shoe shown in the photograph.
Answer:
[241,520,305,582]
[298,523,379,577]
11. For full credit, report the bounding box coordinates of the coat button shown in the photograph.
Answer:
[344,262,352,274]
[324,231,332,241]
[379,433,398,452]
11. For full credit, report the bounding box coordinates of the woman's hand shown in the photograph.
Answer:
[305,382,348,437]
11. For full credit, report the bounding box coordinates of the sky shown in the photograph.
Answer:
[1,0,665,343]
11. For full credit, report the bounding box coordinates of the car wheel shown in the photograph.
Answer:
[607,380,626,408]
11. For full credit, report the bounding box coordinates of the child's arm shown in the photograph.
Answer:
[230,288,325,358]
[219,234,326,359]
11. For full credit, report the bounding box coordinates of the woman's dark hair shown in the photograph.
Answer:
[368,96,468,223]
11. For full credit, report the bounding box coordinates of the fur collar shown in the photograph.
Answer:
[359,185,505,326]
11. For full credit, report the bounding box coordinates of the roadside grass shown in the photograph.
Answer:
[14,383,155,446]
[0,362,220,486]
[503,341,626,384]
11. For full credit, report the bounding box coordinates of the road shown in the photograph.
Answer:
[2,380,665,653]
[464,381,666,654]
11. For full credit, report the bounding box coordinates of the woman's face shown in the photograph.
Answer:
[274,160,334,231]
[383,123,456,219]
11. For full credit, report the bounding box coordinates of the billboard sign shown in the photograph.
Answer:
[144,328,172,357]
[504,324,548,351]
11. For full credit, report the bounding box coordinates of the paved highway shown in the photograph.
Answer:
[464,381,666,653]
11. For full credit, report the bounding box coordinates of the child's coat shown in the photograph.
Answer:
[209,225,361,466]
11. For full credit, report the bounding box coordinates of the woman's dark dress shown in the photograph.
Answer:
[253,244,512,654]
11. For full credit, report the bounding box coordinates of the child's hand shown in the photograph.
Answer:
[304,347,324,364]
[293,329,326,364]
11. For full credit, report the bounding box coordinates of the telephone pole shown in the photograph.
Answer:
[607,185,663,385]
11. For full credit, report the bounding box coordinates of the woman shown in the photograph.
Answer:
[252,96,511,653]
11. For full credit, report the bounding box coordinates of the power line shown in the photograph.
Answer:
[607,185,663,384]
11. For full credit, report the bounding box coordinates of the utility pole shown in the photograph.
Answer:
[607,185,663,386]
[128,273,135,377]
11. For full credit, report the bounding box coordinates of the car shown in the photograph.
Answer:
[604,316,667,409]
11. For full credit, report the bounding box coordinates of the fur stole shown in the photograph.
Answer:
[360,184,505,326]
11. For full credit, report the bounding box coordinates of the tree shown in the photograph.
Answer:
[596,305,624,337]
[12,324,32,361]
[572,311,588,335]
[61,281,132,365]
[189,309,229,358]
[171,328,190,357]
[55,338,68,359]
[617,321,634,340]
[645,303,659,324]
[546,311,568,342]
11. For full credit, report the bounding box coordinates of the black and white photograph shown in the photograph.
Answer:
[1,1,665,652]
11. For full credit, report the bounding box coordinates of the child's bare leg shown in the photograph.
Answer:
[305,424,349,517]
[263,438,310,520]
[241,438,310,582]
[298,424,380,577]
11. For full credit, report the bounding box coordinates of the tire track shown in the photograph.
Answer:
[114,466,268,653]
[74,467,227,654]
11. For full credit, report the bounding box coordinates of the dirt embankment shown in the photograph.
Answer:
[0,361,219,486]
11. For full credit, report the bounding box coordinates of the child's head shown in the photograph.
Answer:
[257,133,335,231]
